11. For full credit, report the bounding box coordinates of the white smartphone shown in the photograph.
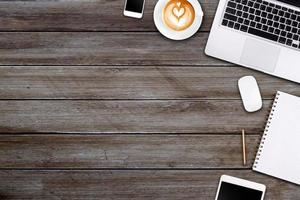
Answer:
[215,175,266,200]
[123,0,145,19]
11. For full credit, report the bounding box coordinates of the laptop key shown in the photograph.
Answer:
[293,35,299,40]
[279,37,286,44]
[234,23,241,29]
[281,31,287,37]
[243,12,249,18]
[248,27,279,41]
[242,0,248,5]
[241,25,248,31]
[228,1,237,8]
[267,13,273,19]
[272,9,278,15]
[262,25,268,31]
[244,19,250,25]
[222,19,229,26]
[248,1,254,6]
[284,12,291,18]
[287,39,293,46]
[292,28,298,34]
[267,20,273,26]
[256,23,262,29]
[278,10,284,16]
[228,21,234,28]
[273,16,279,21]
[243,6,249,12]
[226,7,236,15]
[292,21,298,27]
[274,29,280,35]
[262,1,268,5]
[224,13,238,21]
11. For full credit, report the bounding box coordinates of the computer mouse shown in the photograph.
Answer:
[238,76,262,112]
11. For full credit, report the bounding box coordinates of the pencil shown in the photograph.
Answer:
[242,129,247,166]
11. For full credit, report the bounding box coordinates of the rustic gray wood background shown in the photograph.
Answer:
[0,0,300,199]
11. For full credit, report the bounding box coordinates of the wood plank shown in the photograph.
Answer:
[0,0,217,32]
[0,66,299,100]
[0,170,298,199]
[0,32,226,66]
[0,100,270,134]
[0,134,260,169]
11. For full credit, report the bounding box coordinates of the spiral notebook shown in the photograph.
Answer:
[253,91,300,185]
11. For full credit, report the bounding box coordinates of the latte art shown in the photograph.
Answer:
[163,0,195,31]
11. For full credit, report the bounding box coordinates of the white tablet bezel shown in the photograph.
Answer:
[215,175,266,200]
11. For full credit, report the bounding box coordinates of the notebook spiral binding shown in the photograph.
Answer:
[253,91,281,169]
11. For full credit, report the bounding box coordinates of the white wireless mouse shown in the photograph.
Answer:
[238,76,262,112]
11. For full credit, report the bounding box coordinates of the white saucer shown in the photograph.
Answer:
[154,0,203,40]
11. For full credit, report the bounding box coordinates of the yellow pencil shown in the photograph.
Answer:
[242,129,247,166]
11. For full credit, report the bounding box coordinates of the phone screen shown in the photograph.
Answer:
[125,0,144,13]
[217,182,263,200]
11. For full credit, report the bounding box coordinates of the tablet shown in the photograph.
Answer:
[215,175,266,200]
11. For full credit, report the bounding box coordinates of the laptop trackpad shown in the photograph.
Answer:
[240,38,280,73]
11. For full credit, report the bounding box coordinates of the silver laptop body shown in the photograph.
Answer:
[206,0,300,83]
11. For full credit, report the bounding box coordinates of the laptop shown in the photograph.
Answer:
[205,0,300,83]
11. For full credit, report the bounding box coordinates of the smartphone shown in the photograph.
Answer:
[123,0,145,19]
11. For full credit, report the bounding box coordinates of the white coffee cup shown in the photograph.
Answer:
[154,0,204,40]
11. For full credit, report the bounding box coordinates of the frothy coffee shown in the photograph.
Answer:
[163,0,195,31]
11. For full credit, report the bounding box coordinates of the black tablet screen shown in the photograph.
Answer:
[217,182,263,200]
[125,0,144,13]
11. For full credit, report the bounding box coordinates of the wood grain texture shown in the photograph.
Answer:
[0,134,260,169]
[1,0,299,198]
[0,100,270,134]
[0,0,216,32]
[0,66,299,100]
[0,170,299,200]
[0,32,226,66]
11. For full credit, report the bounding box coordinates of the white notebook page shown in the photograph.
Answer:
[253,91,300,185]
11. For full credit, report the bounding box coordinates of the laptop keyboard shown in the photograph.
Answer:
[222,0,300,50]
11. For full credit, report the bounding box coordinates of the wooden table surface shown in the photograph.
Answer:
[0,0,300,199]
